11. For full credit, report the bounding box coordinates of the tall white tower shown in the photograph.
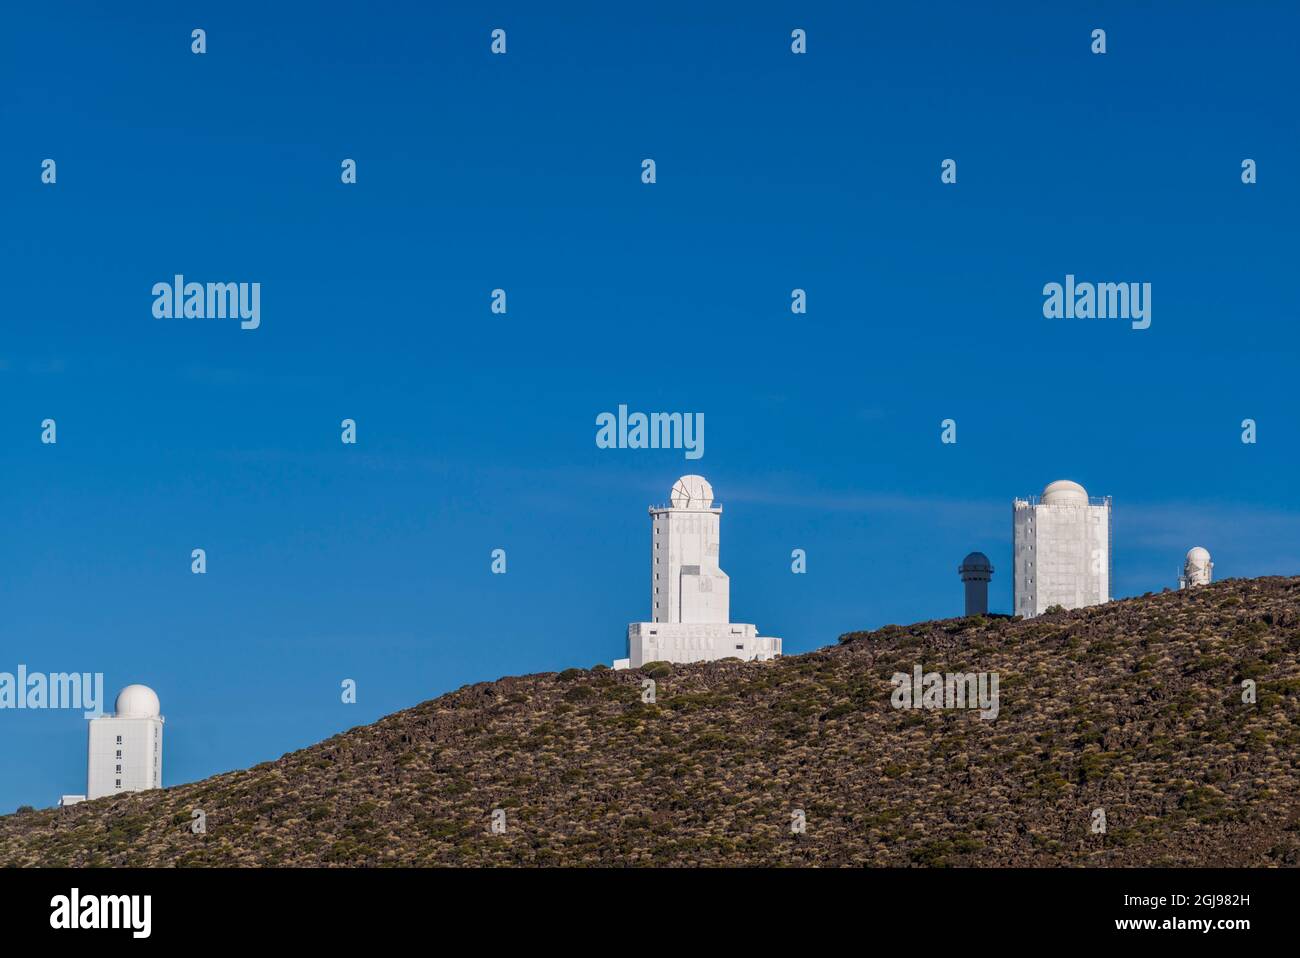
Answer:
[1013,480,1111,618]
[87,685,164,800]
[620,475,780,669]
[651,475,730,624]
[1179,546,1213,589]
[958,552,993,615]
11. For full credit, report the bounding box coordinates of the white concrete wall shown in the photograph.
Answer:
[627,622,780,668]
[1013,502,1037,616]
[1014,498,1110,617]
[651,506,729,624]
[1181,558,1212,588]
[87,716,163,799]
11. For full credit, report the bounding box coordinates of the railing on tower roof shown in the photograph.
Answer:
[1014,495,1112,507]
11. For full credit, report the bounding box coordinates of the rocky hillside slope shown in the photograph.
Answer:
[3,577,1299,866]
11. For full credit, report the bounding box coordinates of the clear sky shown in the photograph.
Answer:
[1,2,1297,811]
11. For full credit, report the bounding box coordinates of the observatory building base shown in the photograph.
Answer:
[623,622,780,669]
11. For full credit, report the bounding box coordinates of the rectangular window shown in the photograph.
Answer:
[116,736,122,744]
[116,750,122,758]
[115,780,121,788]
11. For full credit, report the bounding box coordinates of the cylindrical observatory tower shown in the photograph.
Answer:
[959,552,993,615]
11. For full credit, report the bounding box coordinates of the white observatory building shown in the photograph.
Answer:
[959,552,993,615]
[1013,480,1111,618]
[85,685,164,800]
[1180,547,1213,589]
[617,475,781,669]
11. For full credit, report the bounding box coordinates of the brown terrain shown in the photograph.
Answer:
[3,576,1299,867]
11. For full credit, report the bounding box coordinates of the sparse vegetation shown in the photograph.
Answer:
[2,577,1299,867]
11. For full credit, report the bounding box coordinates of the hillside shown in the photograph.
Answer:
[3,577,1300,867]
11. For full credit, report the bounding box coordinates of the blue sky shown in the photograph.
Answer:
[1,2,1297,811]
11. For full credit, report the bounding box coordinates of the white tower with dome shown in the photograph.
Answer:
[1180,546,1213,589]
[85,684,165,800]
[1012,479,1111,618]
[616,475,781,669]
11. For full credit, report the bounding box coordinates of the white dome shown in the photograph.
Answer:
[670,475,714,508]
[115,685,160,718]
[1186,546,1210,562]
[1042,479,1089,505]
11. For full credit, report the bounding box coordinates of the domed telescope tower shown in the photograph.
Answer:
[1179,546,1213,589]
[1012,479,1112,618]
[86,684,164,800]
[618,475,780,669]
[958,552,993,615]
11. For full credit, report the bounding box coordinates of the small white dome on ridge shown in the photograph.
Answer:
[1042,479,1088,505]
[115,685,160,718]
